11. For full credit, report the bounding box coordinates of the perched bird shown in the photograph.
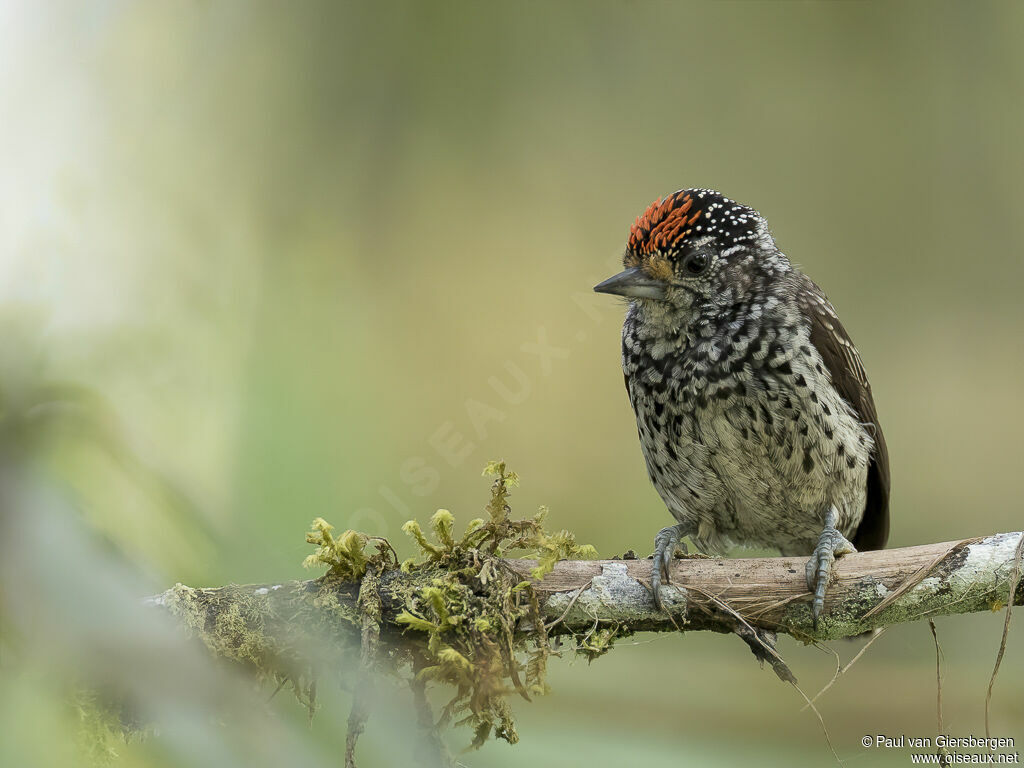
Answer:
[594,189,889,626]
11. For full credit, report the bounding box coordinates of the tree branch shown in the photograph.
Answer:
[149,531,1024,648]
[139,530,1024,765]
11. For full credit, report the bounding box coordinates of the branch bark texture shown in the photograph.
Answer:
[150,532,1024,647]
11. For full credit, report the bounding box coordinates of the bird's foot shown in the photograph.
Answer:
[805,506,856,628]
[651,524,688,611]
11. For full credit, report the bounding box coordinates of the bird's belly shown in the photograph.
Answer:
[634,381,873,556]
[699,388,872,554]
[628,337,875,556]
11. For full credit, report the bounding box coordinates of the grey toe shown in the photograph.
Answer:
[652,524,687,611]
[806,521,856,626]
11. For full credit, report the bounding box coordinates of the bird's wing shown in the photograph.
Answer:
[794,273,890,550]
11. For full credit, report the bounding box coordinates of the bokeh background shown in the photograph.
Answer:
[2,1,1023,766]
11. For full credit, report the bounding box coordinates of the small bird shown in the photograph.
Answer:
[594,189,889,626]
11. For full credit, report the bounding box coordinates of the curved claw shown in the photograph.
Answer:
[651,524,688,611]
[805,508,856,628]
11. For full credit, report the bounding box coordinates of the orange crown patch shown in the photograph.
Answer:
[627,191,703,256]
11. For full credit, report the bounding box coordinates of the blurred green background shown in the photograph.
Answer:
[2,1,1023,766]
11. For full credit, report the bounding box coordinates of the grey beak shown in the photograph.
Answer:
[593,267,667,300]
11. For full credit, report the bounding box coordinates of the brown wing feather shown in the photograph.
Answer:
[794,274,890,550]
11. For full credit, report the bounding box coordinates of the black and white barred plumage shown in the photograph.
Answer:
[596,188,889,620]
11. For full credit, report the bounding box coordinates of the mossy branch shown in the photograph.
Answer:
[150,532,1024,649]
[143,463,1024,766]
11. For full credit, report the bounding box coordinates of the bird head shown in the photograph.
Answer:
[594,189,781,315]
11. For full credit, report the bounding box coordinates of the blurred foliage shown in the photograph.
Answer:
[0,308,214,578]
[1,0,1023,766]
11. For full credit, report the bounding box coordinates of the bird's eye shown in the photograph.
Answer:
[682,252,710,275]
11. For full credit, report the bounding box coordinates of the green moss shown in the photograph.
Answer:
[381,461,592,750]
[526,508,598,580]
[299,460,594,754]
[304,518,396,581]
[164,583,320,717]
[165,583,270,667]
[311,575,365,628]
[576,625,621,662]
[121,461,595,762]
